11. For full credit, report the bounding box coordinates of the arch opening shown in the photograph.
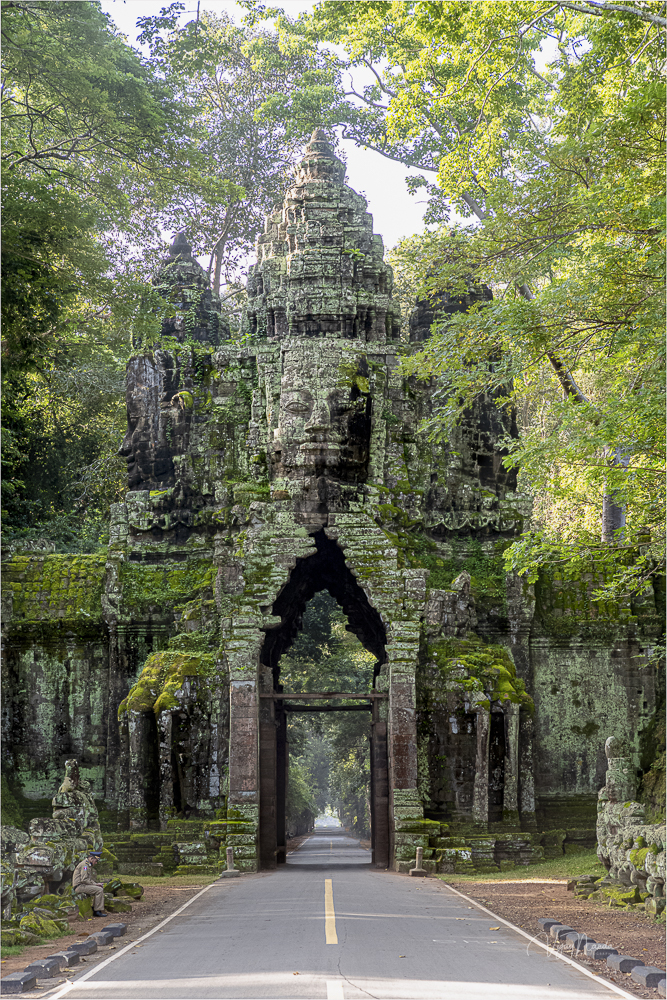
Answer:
[261,531,386,681]
[258,532,389,870]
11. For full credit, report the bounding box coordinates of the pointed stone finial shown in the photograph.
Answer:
[605,735,631,759]
[169,232,193,258]
[308,128,335,152]
[296,128,345,184]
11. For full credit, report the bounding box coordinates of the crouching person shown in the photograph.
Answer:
[73,850,107,917]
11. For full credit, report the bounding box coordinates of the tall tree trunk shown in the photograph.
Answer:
[209,207,240,295]
[601,448,628,543]
[513,285,625,542]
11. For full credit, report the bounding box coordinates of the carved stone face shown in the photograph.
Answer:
[272,345,371,481]
[119,353,188,490]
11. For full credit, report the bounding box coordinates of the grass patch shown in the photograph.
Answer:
[439,849,606,883]
[1,944,26,958]
[0,929,75,960]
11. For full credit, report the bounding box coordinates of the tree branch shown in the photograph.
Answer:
[558,1,667,27]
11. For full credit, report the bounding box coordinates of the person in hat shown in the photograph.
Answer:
[72,851,107,916]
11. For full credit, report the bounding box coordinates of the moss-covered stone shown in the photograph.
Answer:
[76,896,94,920]
[19,912,63,937]
[118,561,215,617]
[119,649,216,717]
[426,634,533,712]
[104,895,132,913]
[3,553,106,626]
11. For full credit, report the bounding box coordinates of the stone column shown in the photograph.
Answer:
[387,621,420,792]
[276,705,287,864]
[103,623,123,811]
[472,705,490,826]
[228,680,259,804]
[157,711,173,830]
[370,698,389,868]
[116,713,130,830]
[128,709,151,829]
[258,678,277,870]
[227,678,259,872]
[387,620,422,871]
[503,702,520,826]
[519,709,537,828]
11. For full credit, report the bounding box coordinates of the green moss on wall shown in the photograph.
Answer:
[3,553,106,624]
[426,635,533,711]
[375,507,507,598]
[119,648,217,717]
[534,561,662,637]
[118,560,214,616]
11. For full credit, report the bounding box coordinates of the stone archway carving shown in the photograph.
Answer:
[109,130,530,873]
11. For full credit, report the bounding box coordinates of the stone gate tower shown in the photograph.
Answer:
[3,131,659,875]
[106,129,531,870]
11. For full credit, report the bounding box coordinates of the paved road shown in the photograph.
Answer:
[54,821,625,999]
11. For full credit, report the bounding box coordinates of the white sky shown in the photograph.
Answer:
[100,0,430,256]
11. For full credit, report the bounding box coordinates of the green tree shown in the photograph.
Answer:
[1,0,174,541]
[259,1,665,602]
[136,4,319,290]
[285,759,318,836]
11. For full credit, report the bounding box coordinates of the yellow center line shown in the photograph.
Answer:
[324,878,338,944]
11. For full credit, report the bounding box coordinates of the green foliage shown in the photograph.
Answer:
[136,4,316,290]
[0,0,174,543]
[326,711,371,837]
[285,760,318,832]
[258,2,665,607]
[280,590,376,695]
[427,634,533,712]
[0,774,24,829]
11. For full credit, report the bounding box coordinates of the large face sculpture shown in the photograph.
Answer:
[272,344,372,482]
[119,353,180,489]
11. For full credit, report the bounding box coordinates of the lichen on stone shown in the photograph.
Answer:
[119,648,218,717]
[427,634,533,711]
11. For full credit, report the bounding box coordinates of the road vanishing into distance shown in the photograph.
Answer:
[52,819,628,1000]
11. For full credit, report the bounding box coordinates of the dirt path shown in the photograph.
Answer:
[443,876,665,999]
[1,876,217,986]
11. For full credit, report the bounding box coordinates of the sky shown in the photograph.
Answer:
[99,0,430,257]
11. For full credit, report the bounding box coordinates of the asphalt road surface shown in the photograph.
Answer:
[53,820,628,1000]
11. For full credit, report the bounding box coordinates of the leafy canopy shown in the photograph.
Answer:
[255,0,665,601]
[1,0,173,541]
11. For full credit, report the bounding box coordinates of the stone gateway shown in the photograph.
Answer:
[1,132,661,877]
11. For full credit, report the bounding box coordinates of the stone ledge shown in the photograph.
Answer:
[68,939,98,956]
[607,955,644,973]
[46,950,80,967]
[631,966,667,989]
[22,958,60,979]
[88,930,115,946]
[584,943,618,960]
[0,971,37,994]
[101,923,127,937]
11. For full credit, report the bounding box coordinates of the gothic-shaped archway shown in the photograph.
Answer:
[257,532,389,869]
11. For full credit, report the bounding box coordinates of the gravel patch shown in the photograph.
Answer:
[443,876,665,998]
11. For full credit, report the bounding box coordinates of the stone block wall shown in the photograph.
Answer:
[1,554,111,806]
[2,130,663,877]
